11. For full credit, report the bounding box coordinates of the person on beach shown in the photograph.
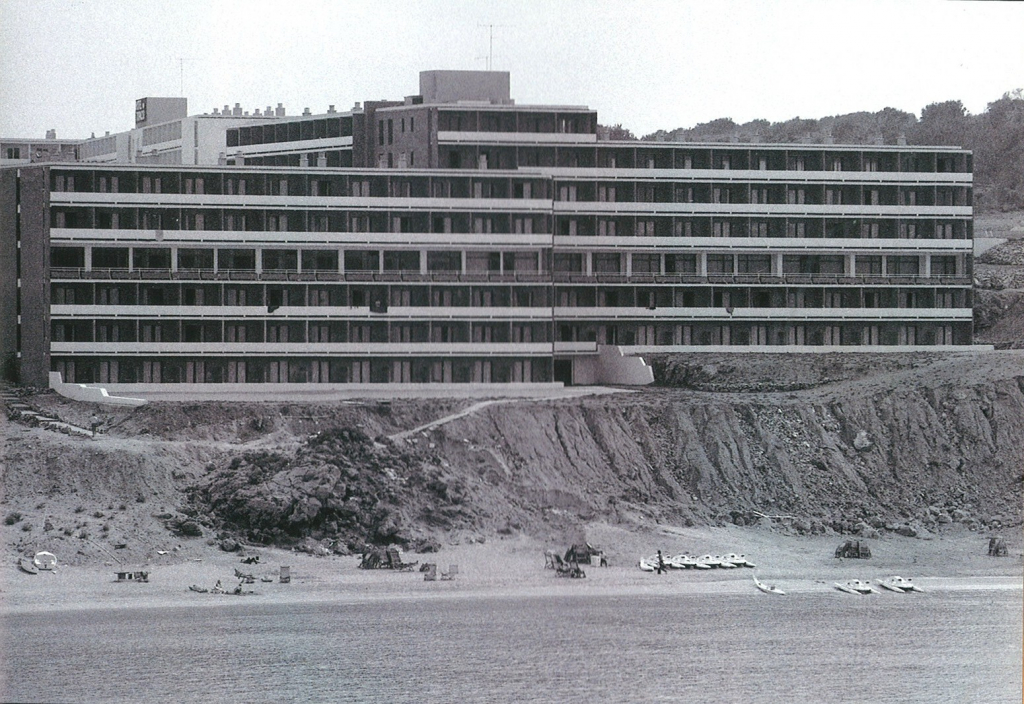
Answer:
[90,414,101,439]
[656,550,665,574]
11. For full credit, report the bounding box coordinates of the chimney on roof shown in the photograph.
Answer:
[213,108,220,115]
[897,134,907,146]
[328,105,336,114]
[105,131,110,136]
[353,102,361,111]
[266,106,272,116]
[254,108,261,116]
[223,105,230,115]
[233,103,242,116]
[303,107,311,116]
[275,103,285,117]
[46,129,56,140]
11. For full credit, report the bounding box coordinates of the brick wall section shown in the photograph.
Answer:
[15,166,51,386]
[0,168,18,380]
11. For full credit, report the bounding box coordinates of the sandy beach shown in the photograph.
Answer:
[3,524,1019,615]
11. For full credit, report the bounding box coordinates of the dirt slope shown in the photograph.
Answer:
[2,352,1022,566]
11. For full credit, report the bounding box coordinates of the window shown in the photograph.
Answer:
[636,220,654,237]
[345,250,380,271]
[889,256,920,276]
[665,253,696,274]
[706,254,734,274]
[632,254,659,274]
[426,251,461,272]
[263,249,297,271]
[712,221,731,237]
[592,253,621,273]
[383,250,420,271]
[178,248,214,270]
[861,222,880,238]
[857,256,882,276]
[553,253,583,272]
[932,256,957,276]
[737,255,771,274]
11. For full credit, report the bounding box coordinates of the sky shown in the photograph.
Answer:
[1,0,1022,140]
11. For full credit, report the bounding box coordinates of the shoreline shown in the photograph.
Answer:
[3,525,1020,615]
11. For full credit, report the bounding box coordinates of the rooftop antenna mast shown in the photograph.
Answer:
[178,57,198,97]
[477,24,508,71]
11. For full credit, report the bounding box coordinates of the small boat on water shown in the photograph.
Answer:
[835,579,876,595]
[878,576,923,593]
[753,576,785,595]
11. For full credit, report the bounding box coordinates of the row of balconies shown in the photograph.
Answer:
[437,143,970,173]
[49,163,969,201]
[50,269,971,293]
[47,318,970,360]
[52,355,555,385]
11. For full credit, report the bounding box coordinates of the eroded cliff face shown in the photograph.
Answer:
[3,353,1022,561]
[417,375,1023,539]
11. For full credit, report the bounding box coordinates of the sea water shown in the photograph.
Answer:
[1,588,1020,703]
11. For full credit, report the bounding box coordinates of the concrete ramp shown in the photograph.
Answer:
[49,372,147,407]
[573,346,654,386]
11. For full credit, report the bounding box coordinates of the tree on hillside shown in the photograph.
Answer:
[970,90,1024,211]
[910,100,969,146]
[597,123,638,141]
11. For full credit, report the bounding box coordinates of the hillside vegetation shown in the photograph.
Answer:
[602,89,1024,214]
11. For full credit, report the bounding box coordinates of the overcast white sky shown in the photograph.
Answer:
[1,0,1022,140]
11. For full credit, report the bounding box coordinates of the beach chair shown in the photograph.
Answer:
[440,564,458,581]
[386,548,417,571]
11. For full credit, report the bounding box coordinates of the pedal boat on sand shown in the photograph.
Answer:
[18,557,38,575]
[878,576,923,593]
[753,576,785,595]
[638,557,657,572]
[723,553,756,568]
[835,579,877,594]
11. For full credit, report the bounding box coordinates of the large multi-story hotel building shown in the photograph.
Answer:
[0,71,975,390]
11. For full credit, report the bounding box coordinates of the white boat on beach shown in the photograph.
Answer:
[638,557,657,572]
[723,553,756,568]
[835,579,876,595]
[878,576,923,593]
[753,576,785,595]
[667,554,691,569]
[696,555,720,568]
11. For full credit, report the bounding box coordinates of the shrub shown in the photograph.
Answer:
[4,512,22,525]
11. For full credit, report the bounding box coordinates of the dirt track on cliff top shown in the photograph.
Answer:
[2,351,1023,567]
